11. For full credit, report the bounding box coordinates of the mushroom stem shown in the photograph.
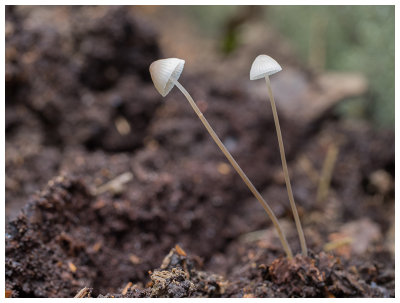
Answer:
[264,75,308,256]
[174,79,293,259]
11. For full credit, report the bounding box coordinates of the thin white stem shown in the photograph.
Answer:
[265,75,308,256]
[174,80,293,259]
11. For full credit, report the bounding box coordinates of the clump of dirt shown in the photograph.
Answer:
[96,246,227,298]
[5,176,95,297]
[266,252,367,297]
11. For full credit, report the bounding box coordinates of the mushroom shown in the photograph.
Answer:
[150,58,293,259]
[250,54,308,256]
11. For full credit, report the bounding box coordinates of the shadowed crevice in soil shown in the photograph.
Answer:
[6,6,162,152]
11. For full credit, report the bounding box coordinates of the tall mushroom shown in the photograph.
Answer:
[150,58,293,259]
[250,54,308,256]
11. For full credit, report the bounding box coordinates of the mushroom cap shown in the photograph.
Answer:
[250,54,282,80]
[149,58,185,97]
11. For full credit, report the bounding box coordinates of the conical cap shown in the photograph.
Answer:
[149,58,185,97]
[250,55,282,80]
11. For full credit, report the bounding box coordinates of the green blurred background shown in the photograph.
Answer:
[180,5,395,128]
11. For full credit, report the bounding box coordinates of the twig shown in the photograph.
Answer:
[316,144,339,205]
[74,287,91,298]
[323,237,353,252]
[94,172,133,195]
[121,282,133,296]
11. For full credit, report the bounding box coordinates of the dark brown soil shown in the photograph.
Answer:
[5,6,394,298]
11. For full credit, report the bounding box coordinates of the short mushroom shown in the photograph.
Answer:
[150,58,293,259]
[250,54,308,256]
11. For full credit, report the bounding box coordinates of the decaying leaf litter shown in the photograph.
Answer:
[5,6,394,298]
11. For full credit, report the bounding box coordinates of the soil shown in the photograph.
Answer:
[5,6,395,298]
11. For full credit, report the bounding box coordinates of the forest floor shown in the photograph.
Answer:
[5,6,394,298]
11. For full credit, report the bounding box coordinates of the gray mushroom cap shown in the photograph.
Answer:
[149,58,185,97]
[250,55,282,80]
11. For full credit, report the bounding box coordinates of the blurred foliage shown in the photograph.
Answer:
[267,6,394,128]
[181,6,238,37]
[182,6,395,128]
